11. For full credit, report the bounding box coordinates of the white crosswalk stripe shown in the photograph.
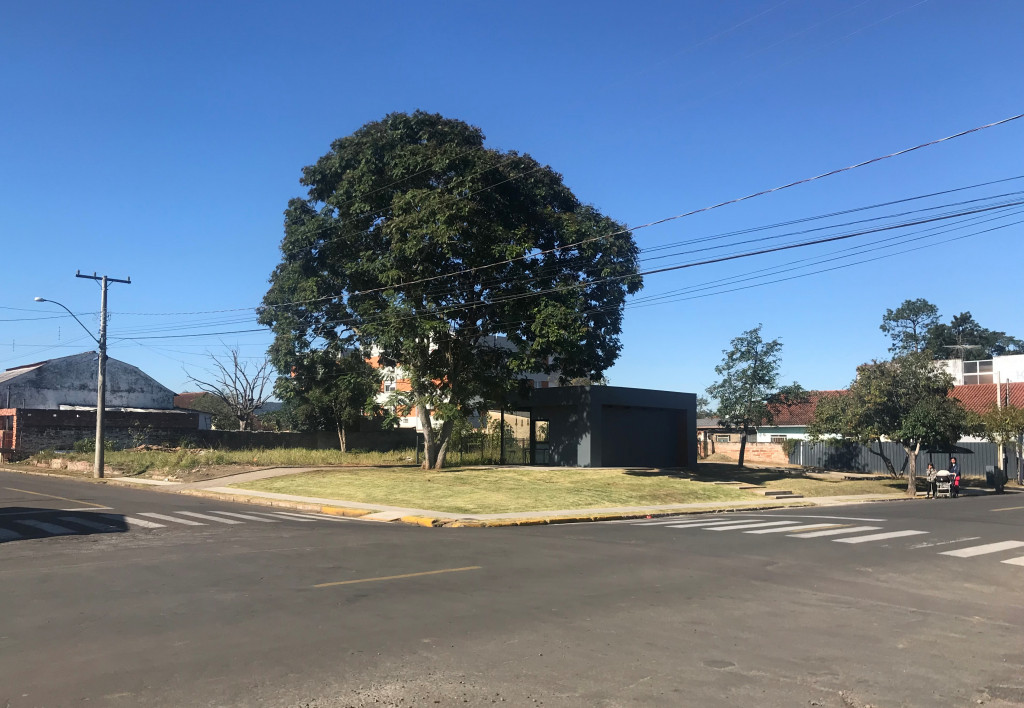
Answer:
[941,541,1024,558]
[1001,556,1024,567]
[58,516,120,532]
[743,523,842,534]
[205,511,281,523]
[706,521,803,532]
[176,511,243,524]
[833,530,928,544]
[138,512,205,526]
[14,519,78,536]
[109,515,166,529]
[664,519,768,529]
[262,512,320,522]
[788,525,881,538]
[0,506,356,542]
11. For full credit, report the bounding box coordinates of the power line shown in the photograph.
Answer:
[345,112,1024,298]
[68,175,1020,320]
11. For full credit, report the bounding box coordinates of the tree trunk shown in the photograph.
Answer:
[238,418,247,431]
[417,400,437,469]
[738,428,747,468]
[867,439,898,477]
[336,422,347,453]
[433,417,455,469]
[905,442,920,496]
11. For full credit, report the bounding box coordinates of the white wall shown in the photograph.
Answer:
[0,353,176,410]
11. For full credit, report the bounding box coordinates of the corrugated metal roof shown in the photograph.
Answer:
[0,364,42,386]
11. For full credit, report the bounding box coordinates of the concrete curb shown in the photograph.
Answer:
[4,464,990,529]
[177,489,375,518]
[443,502,817,528]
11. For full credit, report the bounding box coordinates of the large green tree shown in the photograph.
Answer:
[706,325,804,468]
[808,353,978,495]
[925,311,1024,359]
[272,348,381,452]
[259,111,641,468]
[880,298,940,355]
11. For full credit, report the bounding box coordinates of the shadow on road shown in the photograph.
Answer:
[0,507,130,544]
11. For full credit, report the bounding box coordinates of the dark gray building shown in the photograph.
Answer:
[514,385,697,468]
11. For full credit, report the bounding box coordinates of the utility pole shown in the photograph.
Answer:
[76,271,131,478]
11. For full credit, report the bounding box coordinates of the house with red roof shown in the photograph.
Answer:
[754,391,844,443]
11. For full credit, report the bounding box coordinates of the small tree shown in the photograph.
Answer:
[809,353,977,495]
[274,349,381,452]
[880,298,940,355]
[980,402,1024,484]
[185,349,274,431]
[706,325,803,468]
[695,395,716,418]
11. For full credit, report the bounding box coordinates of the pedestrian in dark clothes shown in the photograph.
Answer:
[949,457,961,497]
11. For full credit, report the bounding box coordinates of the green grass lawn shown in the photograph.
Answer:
[233,466,761,514]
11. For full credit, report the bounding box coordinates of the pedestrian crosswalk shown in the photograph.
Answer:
[0,508,350,543]
[622,515,1024,570]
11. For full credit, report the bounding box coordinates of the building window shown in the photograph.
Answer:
[715,435,730,443]
[770,435,787,443]
[963,359,994,385]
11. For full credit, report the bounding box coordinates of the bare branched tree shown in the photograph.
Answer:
[185,349,274,431]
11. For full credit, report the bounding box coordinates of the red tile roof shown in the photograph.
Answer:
[950,383,1024,414]
[767,390,846,426]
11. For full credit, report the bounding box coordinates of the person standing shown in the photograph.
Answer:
[925,463,937,498]
[949,456,961,497]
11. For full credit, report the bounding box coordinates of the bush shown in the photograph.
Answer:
[32,449,57,463]
[780,438,802,459]
[72,438,117,453]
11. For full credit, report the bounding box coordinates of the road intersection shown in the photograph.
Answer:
[2,470,1022,707]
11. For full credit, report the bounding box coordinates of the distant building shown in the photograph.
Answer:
[936,353,1024,386]
[369,336,560,431]
[0,352,204,459]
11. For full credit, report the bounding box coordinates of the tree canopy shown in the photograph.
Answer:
[706,324,803,467]
[880,299,1023,359]
[259,111,641,468]
[880,298,939,355]
[808,353,978,494]
[924,311,1023,359]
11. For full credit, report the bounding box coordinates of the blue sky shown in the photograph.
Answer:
[2,0,1022,398]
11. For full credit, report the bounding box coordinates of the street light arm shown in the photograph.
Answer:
[34,297,100,345]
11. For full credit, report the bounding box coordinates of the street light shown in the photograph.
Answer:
[34,296,107,478]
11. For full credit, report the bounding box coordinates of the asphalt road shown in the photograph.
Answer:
[2,470,1023,708]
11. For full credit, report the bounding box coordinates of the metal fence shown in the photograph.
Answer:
[789,440,1000,478]
[421,432,531,466]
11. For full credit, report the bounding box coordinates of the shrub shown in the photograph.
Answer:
[73,438,117,453]
[780,438,802,459]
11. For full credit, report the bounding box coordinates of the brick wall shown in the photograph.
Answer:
[711,440,789,465]
[10,408,201,457]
